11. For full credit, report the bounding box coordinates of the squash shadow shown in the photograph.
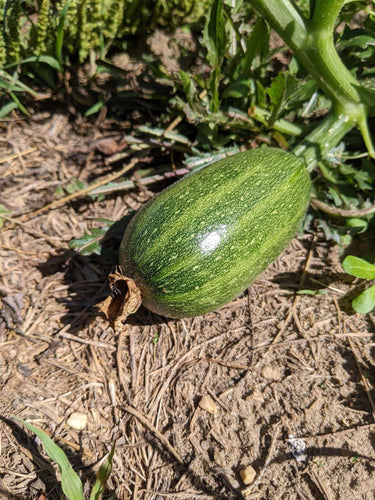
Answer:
[37,213,167,339]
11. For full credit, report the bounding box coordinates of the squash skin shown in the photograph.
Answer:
[119,148,311,318]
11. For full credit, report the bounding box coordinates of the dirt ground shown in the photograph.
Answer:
[1,109,375,500]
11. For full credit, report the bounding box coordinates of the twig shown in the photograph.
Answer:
[243,420,281,495]
[252,331,375,351]
[129,329,137,392]
[147,331,229,411]
[117,328,132,403]
[347,337,375,419]
[0,243,38,255]
[262,234,316,358]
[0,213,61,248]
[138,490,216,499]
[15,154,142,222]
[122,404,184,465]
[311,197,375,218]
[262,300,296,357]
[307,469,333,500]
[57,330,115,350]
[0,146,37,166]
[203,357,250,371]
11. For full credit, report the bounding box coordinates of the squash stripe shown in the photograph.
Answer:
[145,165,305,286]
[125,151,304,269]
[140,171,309,316]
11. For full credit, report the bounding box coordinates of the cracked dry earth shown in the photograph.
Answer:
[1,114,375,499]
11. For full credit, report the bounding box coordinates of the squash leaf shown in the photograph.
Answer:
[342,255,375,280]
[352,285,375,314]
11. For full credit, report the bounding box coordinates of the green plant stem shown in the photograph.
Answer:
[293,113,353,171]
[249,0,307,48]
[248,0,375,157]
[305,0,362,109]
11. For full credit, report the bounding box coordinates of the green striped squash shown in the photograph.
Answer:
[119,148,311,318]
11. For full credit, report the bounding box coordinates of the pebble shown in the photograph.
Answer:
[198,395,218,415]
[251,388,264,402]
[66,412,87,430]
[240,464,257,485]
[261,365,281,380]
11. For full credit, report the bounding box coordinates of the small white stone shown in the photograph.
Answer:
[261,365,281,380]
[198,395,218,415]
[66,412,87,431]
[240,465,257,485]
[251,388,265,402]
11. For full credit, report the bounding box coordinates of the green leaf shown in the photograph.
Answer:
[202,0,227,112]
[297,289,327,296]
[9,92,29,116]
[256,80,267,108]
[0,71,37,95]
[6,55,63,72]
[267,71,285,107]
[56,0,73,66]
[65,179,86,194]
[266,72,288,125]
[266,71,311,123]
[85,101,104,117]
[345,218,368,234]
[202,0,226,71]
[69,228,107,256]
[339,32,375,51]
[222,78,252,98]
[95,59,128,79]
[243,17,269,74]
[89,443,116,499]
[342,255,375,279]
[179,70,198,108]
[16,419,85,500]
[352,285,375,314]
[0,101,18,118]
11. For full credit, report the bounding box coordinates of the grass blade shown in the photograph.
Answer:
[89,443,116,500]
[56,0,72,66]
[9,92,29,116]
[243,17,269,75]
[0,70,38,95]
[85,100,105,116]
[6,55,62,72]
[16,419,85,500]
[202,0,227,112]
[0,101,18,118]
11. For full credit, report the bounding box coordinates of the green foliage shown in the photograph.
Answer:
[342,255,375,314]
[69,219,115,256]
[18,419,85,500]
[0,0,212,114]
[0,0,211,67]
[4,0,22,64]
[202,0,228,113]
[102,0,125,41]
[0,0,373,250]
[89,443,116,500]
[16,417,116,500]
[0,204,11,228]
[297,289,327,296]
[34,0,51,56]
